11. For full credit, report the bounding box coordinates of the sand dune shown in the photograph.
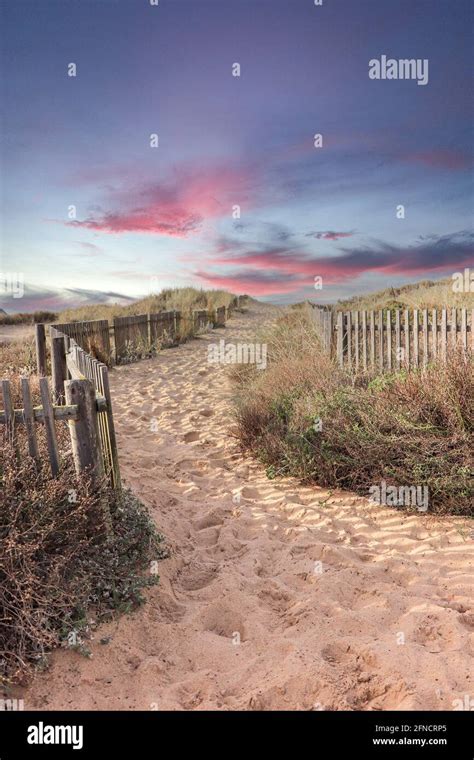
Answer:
[21,302,473,711]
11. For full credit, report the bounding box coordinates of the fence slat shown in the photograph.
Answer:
[422,309,429,367]
[386,310,392,370]
[441,308,447,361]
[451,307,457,348]
[51,334,67,405]
[370,311,375,368]
[378,310,384,371]
[395,310,401,369]
[1,380,15,440]
[432,309,437,360]
[413,309,419,368]
[404,309,410,368]
[337,311,344,368]
[354,311,359,371]
[346,312,352,368]
[35,324,47,377]
[39,377,60,477]
[100,364,122,490]
[21,377,39,461]
[360,310,367,370]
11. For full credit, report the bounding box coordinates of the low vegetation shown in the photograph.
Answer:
[232,306,473,516]
[0,337,38,377]
[0,311,58,325]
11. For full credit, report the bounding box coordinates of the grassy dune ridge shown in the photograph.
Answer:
[334,276,473,312]
[59,287,236,323]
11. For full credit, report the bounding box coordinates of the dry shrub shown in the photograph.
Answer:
[0,446,165,686]
[233,310,473,516]
[0,338,38,377]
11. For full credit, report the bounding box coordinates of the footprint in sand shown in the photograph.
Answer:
[193,508,226,531]
[200,601,247,641]
[178,559,219,591]
[240,486,260,500]
[183,431,200,443]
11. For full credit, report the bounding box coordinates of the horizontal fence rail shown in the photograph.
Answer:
[311,306,473,372]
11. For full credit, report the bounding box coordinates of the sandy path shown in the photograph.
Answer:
[22,302,473,710]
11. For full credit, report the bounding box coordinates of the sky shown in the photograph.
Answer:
[0,0,473,309]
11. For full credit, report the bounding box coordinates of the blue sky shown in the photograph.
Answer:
[0,0,473,307]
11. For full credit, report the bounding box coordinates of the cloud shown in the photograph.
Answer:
[195,230,474,297]
[0,284,134,314]
[65,164,257,238]
[306,230,355,241]
[196,269,304,297]
[74,241,102,256]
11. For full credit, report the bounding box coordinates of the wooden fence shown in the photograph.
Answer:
[0,371,114,485]
[113,314,149,362]
[149,310,178,348]
[49,303,237,365]
[64,335,121,489]
[53,319,111,364]
[2,298,245,487]
[312,306,473,371]
[1,326,121,488]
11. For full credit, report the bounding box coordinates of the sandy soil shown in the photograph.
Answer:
[21,302,473,710]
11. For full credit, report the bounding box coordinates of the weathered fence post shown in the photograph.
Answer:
[99,365,122,491]
[1,379,15,442]
[51,334,67,404]
[21,377,39,462]
[65,378,104,484]
[35,323,47,376]
[39,377,60,476]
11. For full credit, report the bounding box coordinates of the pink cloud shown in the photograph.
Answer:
[65,164,257,238]
[195,231,474,297]
[196,271,304,296]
